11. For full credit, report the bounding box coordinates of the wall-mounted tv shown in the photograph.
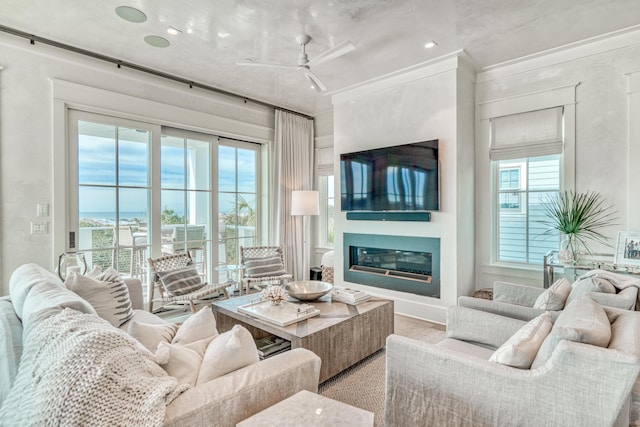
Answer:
[340,139,439,212]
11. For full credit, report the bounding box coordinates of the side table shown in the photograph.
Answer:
[214,264,246,295]
[236,390,374,426]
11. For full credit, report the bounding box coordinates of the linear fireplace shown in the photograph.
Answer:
[343,233,440,298]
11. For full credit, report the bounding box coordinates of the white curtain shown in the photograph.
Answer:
[269,110,314,281]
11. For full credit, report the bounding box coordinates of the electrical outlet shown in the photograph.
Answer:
[30,222,49,235]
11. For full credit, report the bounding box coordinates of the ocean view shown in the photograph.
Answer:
[79,211,150,225]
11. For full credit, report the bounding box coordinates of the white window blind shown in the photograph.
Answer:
[490,107,563,160]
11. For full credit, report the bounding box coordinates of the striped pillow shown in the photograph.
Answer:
[244,255,286,278]
[157,265,205,296]
[66,267,134,328]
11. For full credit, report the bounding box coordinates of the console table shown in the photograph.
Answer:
[543,250,640,288]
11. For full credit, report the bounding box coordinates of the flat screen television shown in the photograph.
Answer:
[340,139,439,212]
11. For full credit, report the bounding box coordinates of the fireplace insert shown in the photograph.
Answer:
[343,233,440,298]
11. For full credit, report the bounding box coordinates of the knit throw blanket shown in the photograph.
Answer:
[0,308,188,426]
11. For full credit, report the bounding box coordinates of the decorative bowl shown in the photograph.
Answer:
[285,280,333,301]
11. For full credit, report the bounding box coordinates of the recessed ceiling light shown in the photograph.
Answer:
[115,6,147,23]
[217,30,230,38]
[144,35,170,48]
[167,26,182,35]
[424,40,438,49]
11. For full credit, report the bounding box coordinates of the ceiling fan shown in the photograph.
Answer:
[236,34,356,93]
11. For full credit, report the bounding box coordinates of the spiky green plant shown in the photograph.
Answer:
[540,190,617,255]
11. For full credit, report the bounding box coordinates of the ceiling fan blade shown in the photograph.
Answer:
[300,68,327,92]
[308,40,356,66]
[235,61,296,70]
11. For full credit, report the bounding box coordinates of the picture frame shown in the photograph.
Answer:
[614,231,640,267]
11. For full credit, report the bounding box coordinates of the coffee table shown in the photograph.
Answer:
[212,294,394,383]
[237,390,374,426]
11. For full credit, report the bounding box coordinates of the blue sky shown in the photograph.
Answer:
[78,132,256,218]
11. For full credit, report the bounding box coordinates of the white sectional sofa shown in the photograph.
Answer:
[0,263,321,426]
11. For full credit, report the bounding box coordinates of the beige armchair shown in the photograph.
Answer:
[385,303,640,426]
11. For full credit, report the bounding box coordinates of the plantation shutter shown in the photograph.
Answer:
[490,107,563,160]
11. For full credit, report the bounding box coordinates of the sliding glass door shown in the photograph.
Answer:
[68,110,260,297]
[69,111,153,279]
[218,139,259,267]
[160,129,214,278]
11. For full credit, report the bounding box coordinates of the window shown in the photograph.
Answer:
[160,130,215,276]
[318,175,334,246]
[496,156,560,264]
[498,166,521,210]
[68,111,259,292]
[490,107,564,266]
[218,140,259,266]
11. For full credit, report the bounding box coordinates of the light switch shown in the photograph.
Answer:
[37,203,49,217]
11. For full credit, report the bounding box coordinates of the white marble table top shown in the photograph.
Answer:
[237,390,374,427]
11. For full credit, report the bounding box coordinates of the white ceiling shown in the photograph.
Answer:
[1,0,639,116]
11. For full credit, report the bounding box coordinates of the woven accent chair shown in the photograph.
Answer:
[147,252,229,313]
[240,246,293,295]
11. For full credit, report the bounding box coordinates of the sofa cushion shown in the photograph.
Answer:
[0,297,22,407]
[156,337,213,387]
[157,265,205,297]
[197,325,259,384]
[531,295,611,369]
[533,278,571,311]
[66,268,134,327]
[172,306,218,345]
[566,274,616,305]
[128,320,179,353]
[591,286,638,311]
[489,312,552,369]
[9,263,96,328]
[244,256,286,278]
[435,338,495,360]
[607,308,640,356]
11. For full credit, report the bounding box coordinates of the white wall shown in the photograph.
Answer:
[312,110,334,268]
[475,29,640,289]
[0,32,275,295]
[331,54,476,323]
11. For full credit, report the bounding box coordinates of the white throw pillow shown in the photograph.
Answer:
[172,306,218,345]
[531,295,612,369]
[65,268,134,327]
[155,337,214,387]
[128,320,179,353]
[566,274,617,305]
[533,278,572,310]
[197,325,260,384]
[489,312,553,369]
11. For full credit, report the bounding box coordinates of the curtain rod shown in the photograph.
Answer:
[0,24,313,120]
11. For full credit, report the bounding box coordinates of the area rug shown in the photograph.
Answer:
[319,314,446,427]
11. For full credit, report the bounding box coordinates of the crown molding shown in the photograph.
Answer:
[477,25,640,83]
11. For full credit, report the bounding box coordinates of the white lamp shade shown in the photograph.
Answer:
[291,190,320,216]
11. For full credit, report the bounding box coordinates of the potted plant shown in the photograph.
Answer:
[540,190,617,265]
